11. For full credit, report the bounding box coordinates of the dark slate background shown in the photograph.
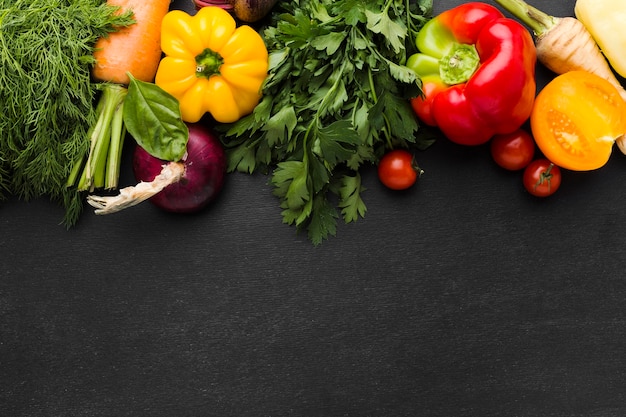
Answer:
[3,0,626,416]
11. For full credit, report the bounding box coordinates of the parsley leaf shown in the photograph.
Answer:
[272,160,310,214]
[365,9,407,54]
[313,120,362,168]
[338,174,367,223]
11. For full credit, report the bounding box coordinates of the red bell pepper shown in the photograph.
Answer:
[407,2,536,146]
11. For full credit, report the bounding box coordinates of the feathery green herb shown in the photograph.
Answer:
[221,0,433,245]
[0,0,133,225]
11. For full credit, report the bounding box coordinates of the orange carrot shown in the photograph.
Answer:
[494,0,626,102]
[92,0,171,85]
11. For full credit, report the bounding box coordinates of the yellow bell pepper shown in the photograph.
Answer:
[155,6,269,123]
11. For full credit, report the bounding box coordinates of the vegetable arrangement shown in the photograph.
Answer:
[5,0,626,245]
[67,0,171,193]
[220,0,433,245]
[404,0,626,200]
[0,0,135,225]
[488,0,626,175]
[493,0,626,101]
[88,122,226,214]
[86,7,245,214]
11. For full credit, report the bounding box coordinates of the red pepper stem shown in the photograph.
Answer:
[493,0,557,37]
[440,44,480,85]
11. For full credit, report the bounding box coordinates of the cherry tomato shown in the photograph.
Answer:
[523,159,562,197]
[378,149,421,190]
[490,129,535,171]
[531,71,626,171]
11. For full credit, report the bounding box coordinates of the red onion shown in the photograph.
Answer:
[87,123,226,215]
[133,123,226,213]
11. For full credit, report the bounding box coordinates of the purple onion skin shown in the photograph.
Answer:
[133,123,227,213]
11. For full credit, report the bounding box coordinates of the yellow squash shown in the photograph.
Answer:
[155,6,269,123]
[575,0,626,78]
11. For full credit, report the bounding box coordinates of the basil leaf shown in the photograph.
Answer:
[123,74,188,162]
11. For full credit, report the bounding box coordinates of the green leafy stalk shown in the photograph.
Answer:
[82,78,190,216]
[69,83,127,191]
[106,98,127,188]
[220,0,433,245]
[492,0,557,37]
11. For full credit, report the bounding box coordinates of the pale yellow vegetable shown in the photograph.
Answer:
[494,0,626,102]
[575,0,626,78]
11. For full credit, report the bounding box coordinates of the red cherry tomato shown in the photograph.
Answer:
[490,129,535,171]
[523,159,562,197]
[378,149,421,190]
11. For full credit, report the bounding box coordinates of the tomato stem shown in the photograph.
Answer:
[534,162,554,192]
[412,156,424,177]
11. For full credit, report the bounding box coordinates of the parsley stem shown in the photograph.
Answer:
[366,67,394,149]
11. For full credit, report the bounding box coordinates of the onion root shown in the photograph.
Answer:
[86,162,185,215]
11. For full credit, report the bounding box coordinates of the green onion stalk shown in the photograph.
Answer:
[67,83,128,191]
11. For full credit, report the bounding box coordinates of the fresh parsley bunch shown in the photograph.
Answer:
[222,0,433,245]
